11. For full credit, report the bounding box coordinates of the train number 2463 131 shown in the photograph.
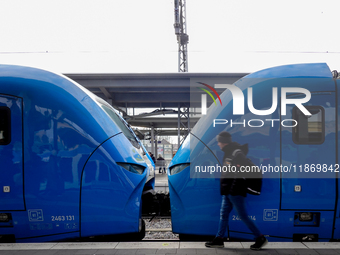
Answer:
[51,215,75,221]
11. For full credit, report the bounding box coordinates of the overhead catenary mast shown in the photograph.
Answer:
[174,0,190,146]
[174,0,189,72]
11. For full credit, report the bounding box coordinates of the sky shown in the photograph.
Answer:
[0,0,339,74]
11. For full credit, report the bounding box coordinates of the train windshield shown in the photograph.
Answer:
[97,99,140,149]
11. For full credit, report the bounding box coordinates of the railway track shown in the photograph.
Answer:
[143,216,179,240]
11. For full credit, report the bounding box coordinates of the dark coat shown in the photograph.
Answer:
[220,142,249,197]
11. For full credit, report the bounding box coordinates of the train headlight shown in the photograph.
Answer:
[0,213,10,222]
[169,163,190,175]
[299,212,313,221]
[117,163,145,174]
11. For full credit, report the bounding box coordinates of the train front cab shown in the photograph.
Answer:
[168,63,340,242]
[0,65,151,242]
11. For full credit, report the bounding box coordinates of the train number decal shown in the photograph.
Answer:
[51,215,75,222]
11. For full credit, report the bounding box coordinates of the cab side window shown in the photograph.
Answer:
[0,107,11,145]
[292,106,325,144]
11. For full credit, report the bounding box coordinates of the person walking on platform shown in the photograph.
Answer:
[157,154,166,173]
[205,131,268,250]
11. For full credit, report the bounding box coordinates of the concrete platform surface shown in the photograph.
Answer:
[0,242,340,255]
[154,171,169,192]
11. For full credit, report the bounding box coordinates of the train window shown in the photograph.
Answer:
[292,106,325,144]
[99,103,140,148]
[0,107,11,145]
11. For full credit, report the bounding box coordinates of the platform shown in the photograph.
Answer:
[154,170,169,192]
[1,242,340,254]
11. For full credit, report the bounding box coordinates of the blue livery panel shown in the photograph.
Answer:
[0,95,24,211]
[81,133,147,237]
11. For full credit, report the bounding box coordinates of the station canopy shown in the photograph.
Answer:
[65,73,247,136]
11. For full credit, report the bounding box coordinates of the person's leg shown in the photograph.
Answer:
[216,195,233,238]
[229,195,267,250]
[228,195,261,237]
[205,195,233,248]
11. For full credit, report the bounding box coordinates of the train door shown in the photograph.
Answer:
[281,92,336,210]
[0,94,24,210]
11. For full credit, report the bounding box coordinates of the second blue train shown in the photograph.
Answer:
[168,63,340,242]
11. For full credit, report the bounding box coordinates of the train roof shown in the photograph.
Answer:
[0,64,94,100]
[245,63,332,79]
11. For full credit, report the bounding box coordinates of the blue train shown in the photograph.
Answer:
[168,63,340,242]
[0,65,155,242]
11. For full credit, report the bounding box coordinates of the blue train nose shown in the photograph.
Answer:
[168,134,222,236]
